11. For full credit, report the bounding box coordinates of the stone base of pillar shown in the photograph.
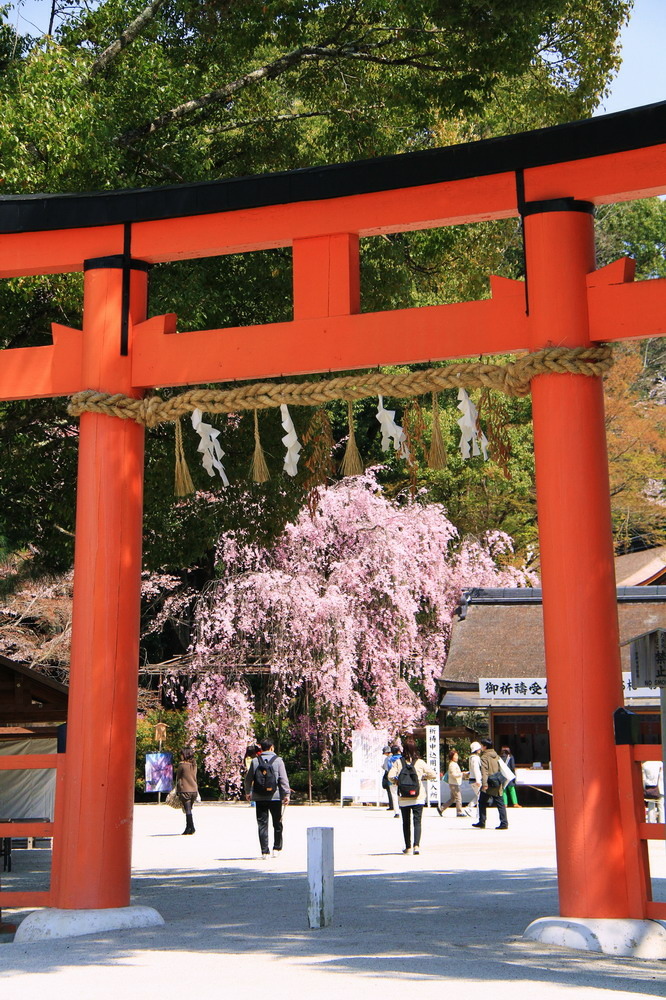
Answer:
[524,916,666,960]
[13,905,164,943]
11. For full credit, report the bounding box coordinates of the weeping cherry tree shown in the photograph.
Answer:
[187,472,533,782]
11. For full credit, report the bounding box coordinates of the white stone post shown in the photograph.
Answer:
[307,827,334,928]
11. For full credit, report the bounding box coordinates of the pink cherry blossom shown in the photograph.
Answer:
[188,471,534,781]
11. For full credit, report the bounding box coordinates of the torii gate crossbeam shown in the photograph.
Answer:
[1,102,666,927]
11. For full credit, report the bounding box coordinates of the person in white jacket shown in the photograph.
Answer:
[388,738,437,855]
[642,760,664,824]
[437,749,465,817]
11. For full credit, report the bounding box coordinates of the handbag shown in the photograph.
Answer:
[165,788,183,810]
[498,756,515,785]
[644,786,661,800]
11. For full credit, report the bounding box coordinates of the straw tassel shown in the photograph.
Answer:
[340,400,364,476]
[427,392,447,470]
[250,409,270,483]
[174,417,195,496]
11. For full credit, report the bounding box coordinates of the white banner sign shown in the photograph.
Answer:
[425,724,441,806]
[479,677,547,700]
[480,673,660,701]
[351,729,388,774]
[630,629,666,689]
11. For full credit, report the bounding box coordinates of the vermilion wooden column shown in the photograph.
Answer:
[51,259,148,909]
[524,203,631,917]
[292,233,360,320]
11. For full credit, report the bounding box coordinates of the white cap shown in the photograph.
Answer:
[469,741,482,753]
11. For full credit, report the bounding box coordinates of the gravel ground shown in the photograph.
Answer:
[0,803,664,999]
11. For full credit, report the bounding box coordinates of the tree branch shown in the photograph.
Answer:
[88,0,168,79]
[128,147,186,183]
[117,44,318,146]
[117,39,446,147]
[203,106,384,135]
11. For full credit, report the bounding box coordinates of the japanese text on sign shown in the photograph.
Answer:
[479,677,547,699]
[630,629,666,690]
[425,725,440,806]
[479,673,660,700]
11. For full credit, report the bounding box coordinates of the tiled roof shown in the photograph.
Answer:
[615,546,666,586]
[442,589,666,683]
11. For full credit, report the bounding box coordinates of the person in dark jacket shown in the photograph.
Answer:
[381,746,393,810]
[473,738,508,830]
[500,745,520,808]
[176,746,198,835]
[244,738,291,859]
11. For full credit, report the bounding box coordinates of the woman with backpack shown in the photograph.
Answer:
[388,738,437,855]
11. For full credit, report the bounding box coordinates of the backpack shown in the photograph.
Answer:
[396,759,420,798]
[252,754,278,795]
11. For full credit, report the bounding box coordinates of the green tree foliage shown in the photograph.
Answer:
[0,0,632,575]
[597,198,666,280]
[594,198,666,551]
[2,0,629,193]
[135,708,189,795]
[597,198,666,392]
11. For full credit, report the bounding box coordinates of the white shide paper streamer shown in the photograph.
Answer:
[191,408,229,485]
[376,396,410,460]
[456,388,488,461]
[280,404,302,476]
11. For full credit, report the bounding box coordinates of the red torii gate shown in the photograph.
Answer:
[1,102,665,931]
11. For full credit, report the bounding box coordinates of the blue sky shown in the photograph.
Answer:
[595,0,666,114]
[8,0,666,116]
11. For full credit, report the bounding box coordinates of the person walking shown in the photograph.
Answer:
[500,745,520,808]
[473,738,509,830]
[465,741,483,819]
[176,746,198,835]
[384,744,402,817]
[244,744,260,806]
[438,749,465,817]
[642,759,665,824]
[381,746,393,811]
[388,738,437,855]
[244,737,290,859]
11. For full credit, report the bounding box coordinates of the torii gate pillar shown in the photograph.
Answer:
[50,260,149,910]
[525,203,629,917]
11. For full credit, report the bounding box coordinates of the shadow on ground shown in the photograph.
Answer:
[2,863,665,993]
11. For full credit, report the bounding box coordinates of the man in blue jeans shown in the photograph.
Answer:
[473,738,508,830]
[244,738,291,859]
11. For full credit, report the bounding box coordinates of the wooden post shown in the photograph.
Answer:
[615,745,651,916]
[307,827,334,928]
[524,203,631,918]
[50,259,149,910]
[292,234,360,322]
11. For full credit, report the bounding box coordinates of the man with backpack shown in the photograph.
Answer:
[244,738,291,859]
[473,738,509,830]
